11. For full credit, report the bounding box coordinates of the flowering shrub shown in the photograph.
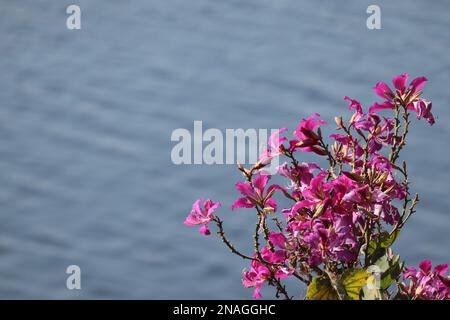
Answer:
[184,74,450,300]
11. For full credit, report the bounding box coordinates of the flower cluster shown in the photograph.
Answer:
[400,260,450,300]
[184,74,447,300]
[242,241,294,299]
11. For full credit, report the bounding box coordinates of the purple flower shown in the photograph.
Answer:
[401,260,450,300]
[369,73,435,126]
[231,175,278,211]
[259,128,288,164]
[242,246,294,299]
[184,198,220,235]
[410,99,435,125]
[344,96,363,113]
[291,113,328,155]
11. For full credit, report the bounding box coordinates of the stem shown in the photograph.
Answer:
[213,216,255,261]
[389,105,401,162]
[391,105,410,164]
[342,125,359,173]
[257,207,275,251]
[397,193,419,230]
[215,215,292,299]
[319,137,336,178]
[363,219,373,267]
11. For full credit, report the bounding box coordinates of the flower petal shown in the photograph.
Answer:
[199,225,211,235]
[231,197,255,210]
[392,73,408,94]
[419,260,432,274]
[369,101,395,113]
[374,82,394,100]
[253,175,269,195]
[408,76,427,94]
[235,182,255,198]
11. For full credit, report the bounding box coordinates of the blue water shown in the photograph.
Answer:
[0,0,449,299]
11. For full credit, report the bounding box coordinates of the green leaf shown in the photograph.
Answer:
[380,254,403,290]
[366,251,404,296]
[306,276,339,300]
[341,269,370,300]
[374,252,391,273]
[367,230,401,262]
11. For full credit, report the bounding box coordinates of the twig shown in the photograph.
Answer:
[213,216,255,261]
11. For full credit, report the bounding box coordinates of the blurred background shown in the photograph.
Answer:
[0,0,449,299]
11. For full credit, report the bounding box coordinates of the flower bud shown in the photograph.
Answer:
[300,127,320,141]
[335,116,344,129]
[263,207,275,215]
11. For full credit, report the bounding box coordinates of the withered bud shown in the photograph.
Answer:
[335,116,344,129]
[295,139,315,148]
[300,127,320,141]
[384,184,395,194]
[350,112,358,125]
[310,146,328,156]
[313,203,326,218]
[343,171,365,183]
[374,171,389,185]
[263,207,275,215]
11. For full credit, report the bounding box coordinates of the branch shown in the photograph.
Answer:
[213,216,255,261]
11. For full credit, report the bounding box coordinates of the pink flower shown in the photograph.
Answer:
[291,113,327,155]
[330,134,364,165]
[392,73,409,94]
[373,73,427,102]
[277,161,321,191]
[411,99,435,125]
[231,175,278,211]
[369,73,435,126]
[268,232,288,249]
[344,96,363,114]
[184,198,221,235]
[401,260,450,300]
[242,260,269,299]
[290,214,357,266]
[259,128,288,164]
[346,112,396,154]
[374,81,395,101]
[242,246,294,299]
[301,172,331,206]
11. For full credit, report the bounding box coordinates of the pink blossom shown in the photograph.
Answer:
[259,128,288,164]
[401,260,450,300]
[291,214,357,266]
[369,73,435,126]
[392,73,409,94]
[231,175,278,211]
[278,161,321,191]
[301,172,331,204]
[184,198,220,235]
[410,99,435,125]
[242,246,294,299]
[330,133,364,164]
[374,81,395,101]
[292,113,327,155]
[344,96,363,113]
[268,232,288,249]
